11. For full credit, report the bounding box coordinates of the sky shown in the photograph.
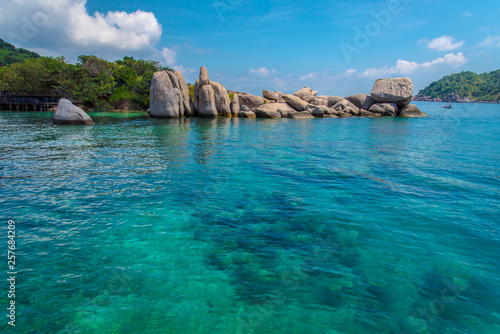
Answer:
[0,0,499,96]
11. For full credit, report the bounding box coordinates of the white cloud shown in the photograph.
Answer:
[0,0,167,62]
[162,48,177,66]
[462,11,474,17]
[395,59,420,73]
[420,53,468,68]
[300,72,319,80]
[478,36,500,48]
[343,69,357,77]
[424,35,465,51]
[68,4,161,50]
[359,53,468,78]
[248,67,277,76]
[173,66,195,76]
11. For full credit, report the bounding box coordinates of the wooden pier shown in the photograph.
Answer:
[0,93,60,111]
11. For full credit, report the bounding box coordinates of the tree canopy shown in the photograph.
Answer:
[416,70,500,102]
[0,39,172,110]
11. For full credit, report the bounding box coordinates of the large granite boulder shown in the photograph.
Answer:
[369,103,398,116]
[399,104,428,117]
[173,87,184,117]
[338,112,353,118]
[345,94,375,110]
[199,66,210,86]
[368,104,384,114]
[359,110,380,118]
[167,71,184,118]
[255,103,295,117]
[263,90,280,101]
[307,105,329,118]
[331,98,360,115]
[293,87,317,102]
[150,71,180,118]
[238,93,265,109]
[198,85,218,118]
[238,110,256,118]
[274,91,286,103]
[175,71,194,117]
[193,79,200,111]
[210,81,231,117]
[54,99,94,125]
[327,96,346,108]
[230,94,240,117]
[310,97,329,106]
[254,107,282,118]
[288,112,314,119]
[371,77,414,107]
[345,106,359,116]
[324,107,340,116]
[189,98,197,117]
[191,66,232,117]
[282,94,309,111]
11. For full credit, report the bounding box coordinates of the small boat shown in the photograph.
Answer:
[443,104,452,109]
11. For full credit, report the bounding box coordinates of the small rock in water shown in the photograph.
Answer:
[53,98,94,125]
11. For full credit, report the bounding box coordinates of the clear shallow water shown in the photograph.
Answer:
[0,103,499,334]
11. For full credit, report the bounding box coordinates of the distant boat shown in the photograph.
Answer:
[443,104,452,109]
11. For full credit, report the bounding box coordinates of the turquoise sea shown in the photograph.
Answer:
[1,102,499,334]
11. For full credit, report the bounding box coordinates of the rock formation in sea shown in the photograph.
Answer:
[262,90,280,102]
[150,71,180,118]
[149,67,427,119]
[230,93,240,117]
[198,84,218,118]
[400,104,429,117]
[237,93,265,110]
[345,94,376,110]
[53,98,94,125]
[370,77,414,108]
[190,66,233,118]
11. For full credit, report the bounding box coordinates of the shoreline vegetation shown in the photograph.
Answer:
[0,38,170,112]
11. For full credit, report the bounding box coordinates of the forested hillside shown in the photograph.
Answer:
[415,70,500,102]
[0,38,40,67]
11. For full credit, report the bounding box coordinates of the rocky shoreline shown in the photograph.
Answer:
[413,94,499,103]
[53,67,427,125]
[149,67,427,120]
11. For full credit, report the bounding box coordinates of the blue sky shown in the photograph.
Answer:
[1,0,499,96]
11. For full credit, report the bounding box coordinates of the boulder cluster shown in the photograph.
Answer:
[150,67,427,119]
[150,70,195,118]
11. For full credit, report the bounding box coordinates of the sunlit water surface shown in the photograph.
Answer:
[1,102,499,334]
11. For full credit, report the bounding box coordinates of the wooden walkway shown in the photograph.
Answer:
[0,94,60,111]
